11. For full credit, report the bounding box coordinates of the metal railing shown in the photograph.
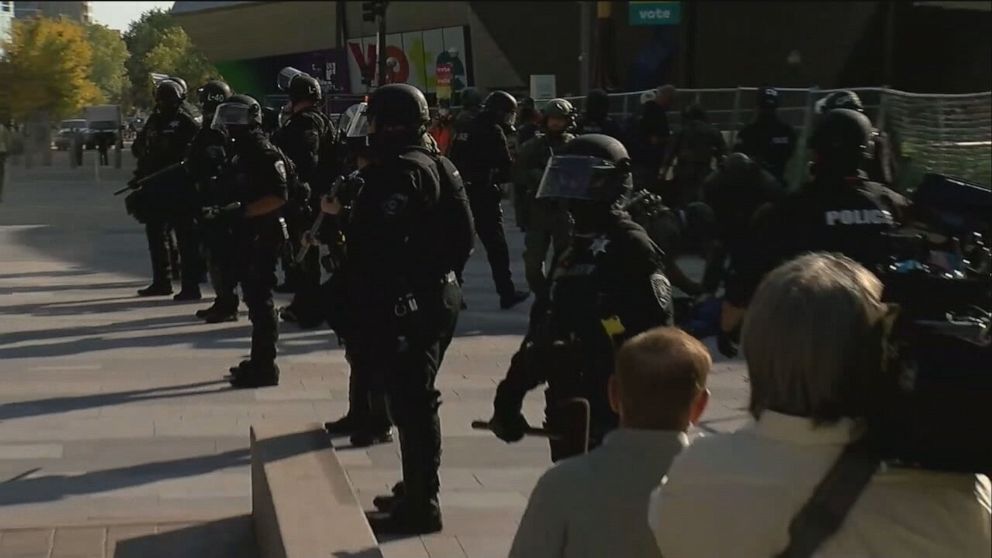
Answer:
[538,86,991,189]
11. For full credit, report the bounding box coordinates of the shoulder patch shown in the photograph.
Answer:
[381,193,409,216]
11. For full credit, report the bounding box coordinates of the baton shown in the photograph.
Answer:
[114,161,185,196]
[295,210,326,264]
[471,420,558,439]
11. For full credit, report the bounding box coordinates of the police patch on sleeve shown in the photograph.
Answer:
[274,160,287,182]
[381,193,409,216]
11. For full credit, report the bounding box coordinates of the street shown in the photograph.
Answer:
[0,150,750,557]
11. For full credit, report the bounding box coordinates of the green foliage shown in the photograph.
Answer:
[0,17,102,121]
[124,9,219,109]
[86,23,130,106]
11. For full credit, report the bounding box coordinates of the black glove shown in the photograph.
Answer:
[489,411,529,443]
[717,328,739,358]
[491,384,528,443]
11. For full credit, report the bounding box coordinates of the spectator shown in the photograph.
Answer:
[510,327,711,558]
[649,253,991,558]
[631,85,676,192]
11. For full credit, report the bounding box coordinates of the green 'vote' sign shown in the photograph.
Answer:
[629,1,681,26]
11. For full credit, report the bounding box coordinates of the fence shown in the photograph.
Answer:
[544,86,991,189]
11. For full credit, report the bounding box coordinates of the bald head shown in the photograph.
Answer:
[612,327,711,431]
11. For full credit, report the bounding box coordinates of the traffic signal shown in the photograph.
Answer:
[362,1,386,22]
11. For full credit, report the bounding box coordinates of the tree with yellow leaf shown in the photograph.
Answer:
[0,17,102,121]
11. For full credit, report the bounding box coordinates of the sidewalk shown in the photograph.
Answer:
[0,150,750,557]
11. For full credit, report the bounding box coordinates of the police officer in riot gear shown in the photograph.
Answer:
[515,96,542,147]
[271,67,338,328]
[720,108,909,357]
[700,151,784,295]
[132,79,199,297]
[815,89,894,185]
[321,102,394,448]
[448,90,530,309]
[190,79,240,323]
[513,98,576,305]
[214,95,291,388]
[575,89,623,139]
[661,103,727,207]
[734,86,797,185]
[321,84,474,533]
[490,134,674,462]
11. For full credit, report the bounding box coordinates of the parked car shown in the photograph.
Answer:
[53,119,86,150]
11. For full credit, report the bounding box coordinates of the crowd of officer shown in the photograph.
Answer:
[123,73,908,534]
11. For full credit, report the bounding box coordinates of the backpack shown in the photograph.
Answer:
[399,146,476,274]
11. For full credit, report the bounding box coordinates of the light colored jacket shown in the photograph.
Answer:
[649,411,992,558]
[511,429,688,558]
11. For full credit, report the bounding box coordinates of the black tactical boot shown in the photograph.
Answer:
[368,497,442,535]
[324,414,360,435]
[203,306,238,323]
[228,361,279,388]
[372,481,405,513]
[173,288,202,301]
[350,427,393,448]
[499,289,530,310]
[137,282,173,297]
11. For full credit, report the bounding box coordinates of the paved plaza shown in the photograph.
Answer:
[0,151,750,557]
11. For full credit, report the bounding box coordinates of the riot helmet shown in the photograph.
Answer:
[536,133,632,205]
[682,103,708,122]
[460,86,483,110]
[483,91,518,128]
[196,80,233,116]
[155,80,184,112]
[289,73,322,103]
[211,94,262,139]
[277,67,306,92]
[815,90,866,116]
[808,108,874,176]
[543,98,575,132]
[366,84,429,148]
[756,86,781,110]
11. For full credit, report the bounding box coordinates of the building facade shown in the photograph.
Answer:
[172,1,991,103]
[14,1,89,23]
[0,1,14,56]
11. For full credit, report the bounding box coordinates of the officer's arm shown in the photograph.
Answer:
[490,126,514,182]
[280,119,320,180]
[246,154,289,217]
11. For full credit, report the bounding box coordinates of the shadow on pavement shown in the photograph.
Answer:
[112,515,259,558]
[0,280,147,296]
[0,380,229,421]
[0,448,250,507]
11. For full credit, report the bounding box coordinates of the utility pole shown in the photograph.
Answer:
[362,1,389,88]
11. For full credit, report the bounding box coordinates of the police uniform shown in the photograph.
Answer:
[227,130,290,369]
[188,125,240,317]
[132,107,198,292]
[725,175,908,307]
[448,109,519,301]
[513,131,574,301]
[495,209,673,461]
[664,117,727,206]
[734,114,797,185]
[272,106,335,326]
[700,155,785,293]
[343,141,473,526]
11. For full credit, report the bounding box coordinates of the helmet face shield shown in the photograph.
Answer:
[211,102,252,136]
[346,103,370,139]
[536,155,630,202]
[277,66,306,92]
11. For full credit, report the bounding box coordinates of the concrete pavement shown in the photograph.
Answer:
[0,150,750,557]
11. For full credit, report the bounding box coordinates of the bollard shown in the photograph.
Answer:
[69,138,78,169]
[114,146,122,169]
[94,150,101,182]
